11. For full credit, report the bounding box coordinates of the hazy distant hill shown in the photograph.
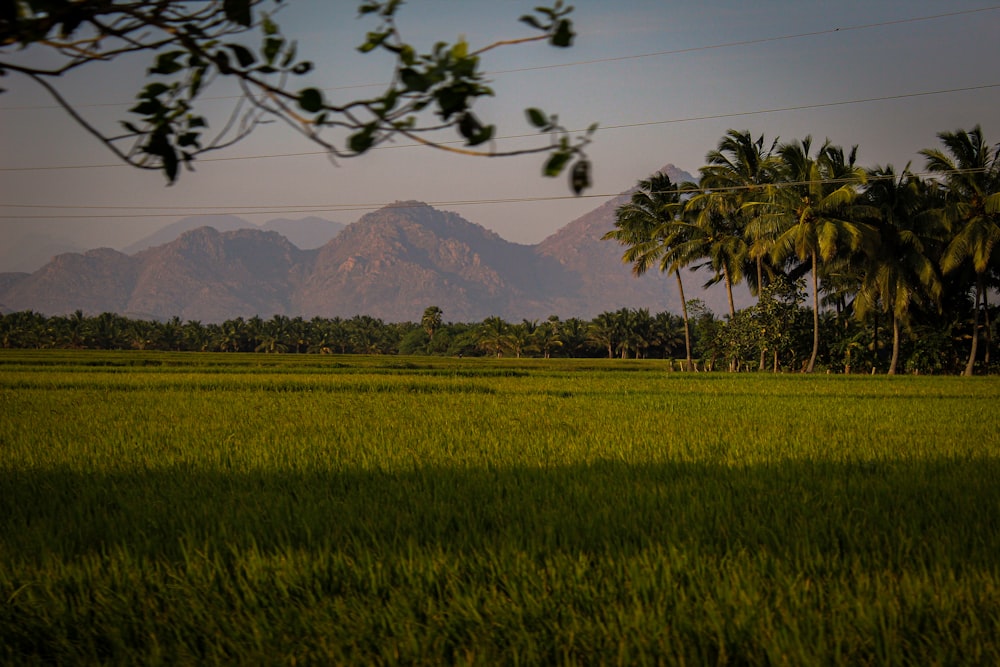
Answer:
[260,217,346,250]
[0,232,84,274]
[0,165,750,322]
[121,215,256,254]
[122,215,345,255]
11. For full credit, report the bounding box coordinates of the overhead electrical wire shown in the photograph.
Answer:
[1,5,996,112]
[1,5,996,223]
[0,168,991,221]
[1,81,997,173]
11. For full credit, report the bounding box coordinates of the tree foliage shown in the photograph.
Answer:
[0,0,595,191]
[604,126,999,374]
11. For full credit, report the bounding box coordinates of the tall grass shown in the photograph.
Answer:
[1,351,998,664]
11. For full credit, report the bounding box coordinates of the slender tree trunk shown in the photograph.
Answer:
[756,257,767,371]
[676,269,694,371]
[888,314,900,375]
[872,311,879,373]
[964,278,983,376]
[724,264,735,318]
[984,288,992,368]
[807,252,819,373]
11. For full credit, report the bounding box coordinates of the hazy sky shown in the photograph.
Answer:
[2,0,998,254]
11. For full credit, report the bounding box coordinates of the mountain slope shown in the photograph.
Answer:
[295,202,569,322]
[1,248,141,315]
[1,170,751,322]
[127,227,310,321]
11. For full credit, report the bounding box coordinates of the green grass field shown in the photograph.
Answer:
[1,350,998,664]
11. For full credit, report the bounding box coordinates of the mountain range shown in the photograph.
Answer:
[1,165,747,322]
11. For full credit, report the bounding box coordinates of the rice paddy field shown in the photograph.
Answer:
[1,350,998,665]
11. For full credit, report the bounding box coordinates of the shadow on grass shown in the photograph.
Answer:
[4,458,999,568]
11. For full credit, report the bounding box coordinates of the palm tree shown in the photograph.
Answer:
[759,137,876,372]
[535,317,563,359]
[421,306,443,345]
[587,311,618,359]
[856,165,943,374]
[602,172,695,370]
[509,320,541,358]
[698,130,781,310]
[920,125,1000,375]
[476,316,509,357]
[678,182,748,318]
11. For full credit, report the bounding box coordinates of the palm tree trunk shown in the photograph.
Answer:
[676,269,694,371]
[984,288,992,368]
[724,264,735,318]
[888,314,900,375]
[963,278,983,376]
[807,252,819,373]
[756,255,766,370]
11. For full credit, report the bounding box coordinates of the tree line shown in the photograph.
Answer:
[2,125,996,374]
[605,125,999,375]
[0,308,690,364]
[0,297,990,374]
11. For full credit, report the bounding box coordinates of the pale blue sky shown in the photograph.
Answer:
[2,1,998,255]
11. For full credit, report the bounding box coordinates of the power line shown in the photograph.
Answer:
[1,5,996,112]
[1,81,996,173]
[0,168,989,220]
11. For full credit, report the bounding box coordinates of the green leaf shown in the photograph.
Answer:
[550,19,575,47]
[544,151,572,177]
[130,99,163,116]
[519,15,545,31]
[223,0,253,27]
[261,14,279,36]
[263,37,283,65]
[142,83,170,99]
[120,121,142,134]
[348,125,376,154]
[570,159,590,194]
[400,68,430,93]
[212,51,232,74]
[291,61,313,75]
[177,132,200,148]
[227,44,256,69]
[358,31,390,54]
[297,88,324,113]
[149,51,186,76]
[587,122,599,136]
[399,45,416,67]
[189,67,204,97]
[459,112,490,144]
[526,108,548,129]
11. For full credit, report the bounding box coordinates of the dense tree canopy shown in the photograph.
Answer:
[605,125,999,375]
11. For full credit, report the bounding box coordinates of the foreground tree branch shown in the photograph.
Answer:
[0,0,596,192]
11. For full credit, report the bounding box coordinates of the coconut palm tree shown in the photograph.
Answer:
[920,125,1000,375]
[587,311,618,359]
[855,165,943,374]
[759,137,876,372]
[602,172,695,370]
[677,182,748,318]
[700,130,781,303]
[476,316,509,357]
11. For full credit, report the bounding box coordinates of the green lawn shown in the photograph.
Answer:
[1,351,998,664]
